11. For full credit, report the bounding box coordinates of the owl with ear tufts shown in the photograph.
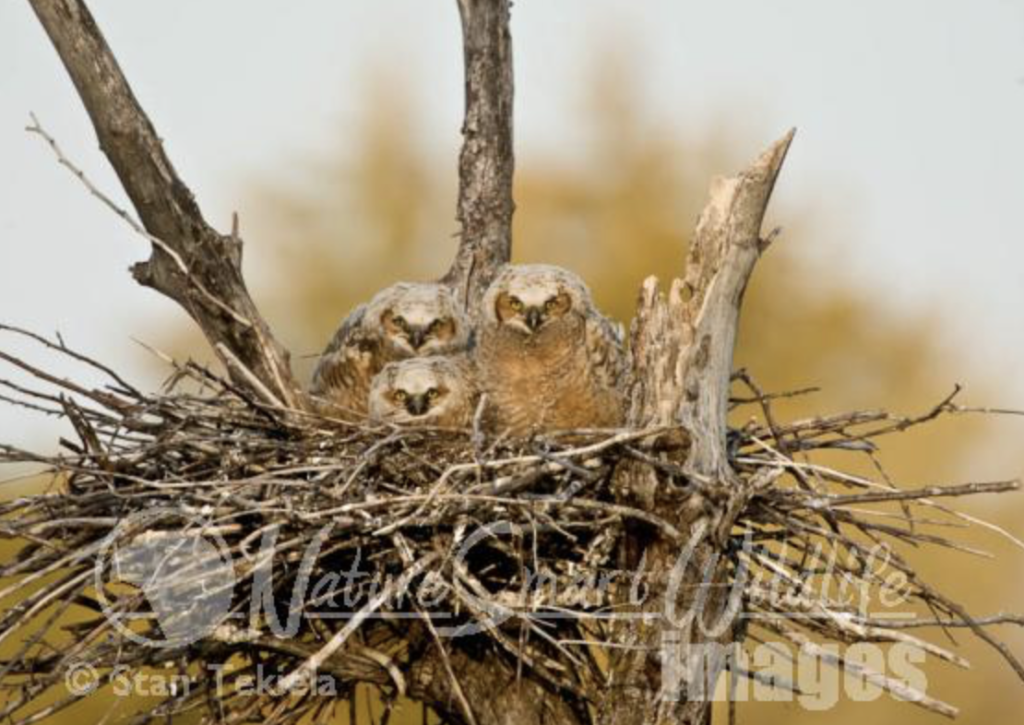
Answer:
[368,356,478,428]
[475,264,628,436]
[310,283,470,416]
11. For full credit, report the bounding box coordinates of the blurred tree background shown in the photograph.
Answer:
[4,56,1022,724]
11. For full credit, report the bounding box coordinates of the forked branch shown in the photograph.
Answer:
[27,0,302,408]
[631,129,795,480]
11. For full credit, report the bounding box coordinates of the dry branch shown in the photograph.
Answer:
[442,0,516,309]
[26,0,301,408]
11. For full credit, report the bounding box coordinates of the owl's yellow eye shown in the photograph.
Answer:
[427,319,441,333]
[510,297,523,312]
[544,298,557,312]
[426,388,440,401]
[393,390,408,402]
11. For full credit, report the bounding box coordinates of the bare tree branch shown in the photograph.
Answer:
[26,0,302,408]
[602,132,795,725]
[442,0,515,309]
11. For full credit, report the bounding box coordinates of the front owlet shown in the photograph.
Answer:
[310,283,470,416]
[475,264,627,436]
[368,356,477,428]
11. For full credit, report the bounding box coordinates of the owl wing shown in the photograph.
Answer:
[451,354,480,406]
[310,304,383,408]
[449,355,482,428]
[584,311,628,395]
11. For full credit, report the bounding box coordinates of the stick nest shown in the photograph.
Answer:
[0,326,1021,724]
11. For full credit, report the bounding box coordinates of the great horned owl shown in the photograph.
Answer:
[475,264,627,436]
[311,283,470,416]
[368,356,477,428]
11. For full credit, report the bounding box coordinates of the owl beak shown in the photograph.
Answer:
[525,307,544,332]
[405,394,430,416]
[407,327,428,350]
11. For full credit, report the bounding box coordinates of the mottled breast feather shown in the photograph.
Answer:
[476,296,628,437]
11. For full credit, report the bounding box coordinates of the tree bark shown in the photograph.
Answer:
[600,131,794,725]
[27,0,302,409]
[442,0,516,310]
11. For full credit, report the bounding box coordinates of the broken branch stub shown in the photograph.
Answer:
[600,131,795,725]
[631,129,795,483]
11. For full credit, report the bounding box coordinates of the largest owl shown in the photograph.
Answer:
[310,283,470,416]
[476,264,628,436]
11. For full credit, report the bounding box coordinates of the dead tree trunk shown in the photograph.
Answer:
[600,132,794,725]
[26,1,792,723]
[442,0,516,308]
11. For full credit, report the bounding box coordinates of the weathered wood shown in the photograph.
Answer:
[630,131,794,468]
[27,0,302,408]
[601,131,794,725]
[442,0,516,310]
[676,130,794,481]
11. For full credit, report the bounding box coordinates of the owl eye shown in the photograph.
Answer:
[393,316,409,331]
[426,388,440,401]
[544,298,558,312]
[427,319,442,334]
[509,297,524,312]
[393,390,408,402]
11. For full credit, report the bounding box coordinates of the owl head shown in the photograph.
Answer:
[481,264,593,335]
[366,283,470,356]
[368,357,475,426]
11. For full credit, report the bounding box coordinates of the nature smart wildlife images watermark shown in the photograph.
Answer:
[73,503,929,705]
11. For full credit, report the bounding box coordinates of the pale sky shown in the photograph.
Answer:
[2,0,1023,470]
